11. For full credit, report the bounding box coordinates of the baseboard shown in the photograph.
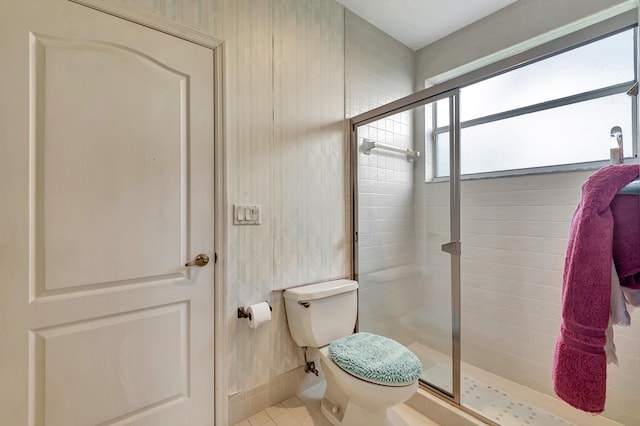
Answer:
[228,366,324,424]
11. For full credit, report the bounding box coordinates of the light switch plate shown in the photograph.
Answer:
[233,204,261,225]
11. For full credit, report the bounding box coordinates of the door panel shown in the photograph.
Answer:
[33,303,188,426]
[0,1,215,425]
[33,34,188,296]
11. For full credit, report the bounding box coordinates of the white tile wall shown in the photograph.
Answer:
[408,153,640,426]
[356,0,640,424]
[458,173,640,425]
[409,1,640,423]
[344,11,419,343]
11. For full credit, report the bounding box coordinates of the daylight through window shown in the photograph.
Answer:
[432,28,637,178]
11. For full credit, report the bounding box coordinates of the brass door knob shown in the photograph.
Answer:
[185,254,210,267]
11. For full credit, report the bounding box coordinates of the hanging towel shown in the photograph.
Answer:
[553,164,639,414]
[611,193,640,289]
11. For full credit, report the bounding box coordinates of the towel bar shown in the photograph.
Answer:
[362,138,419,161]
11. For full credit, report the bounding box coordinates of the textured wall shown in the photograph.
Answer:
[345,11,415,119]
[272,0,346,291]
[215,0,346,396]
[118,0,347,398]
[344,10,417,342]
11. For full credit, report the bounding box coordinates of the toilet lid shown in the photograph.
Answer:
[328,332,422,386]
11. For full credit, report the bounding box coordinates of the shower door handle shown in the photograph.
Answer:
[441,241,461,256]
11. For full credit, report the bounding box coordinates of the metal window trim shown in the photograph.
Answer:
[433,80,636,135]
[430,157,639,183]
[427,25,639,178]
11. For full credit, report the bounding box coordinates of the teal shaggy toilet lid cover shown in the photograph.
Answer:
[328,332,422,386]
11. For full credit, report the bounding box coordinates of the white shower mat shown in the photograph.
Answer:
[423,363,574,426]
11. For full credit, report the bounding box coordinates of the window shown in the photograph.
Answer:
[433,28,637,178]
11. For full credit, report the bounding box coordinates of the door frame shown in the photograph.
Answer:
[69,0,228,423]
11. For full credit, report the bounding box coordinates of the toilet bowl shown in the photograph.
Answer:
[318,345,419,426]
[282,279,422,426]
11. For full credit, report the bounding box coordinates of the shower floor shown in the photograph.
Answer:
[409,343,622,426]
[423,363,571,426]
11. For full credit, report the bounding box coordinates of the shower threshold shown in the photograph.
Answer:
[408,343,623,426]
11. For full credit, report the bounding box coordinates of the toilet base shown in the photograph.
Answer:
[321,397,392,426]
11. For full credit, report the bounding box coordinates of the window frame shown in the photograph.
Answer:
[429,26,639,181]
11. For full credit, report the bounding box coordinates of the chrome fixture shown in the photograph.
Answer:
[610,126,623,165]
[361,138,420,161]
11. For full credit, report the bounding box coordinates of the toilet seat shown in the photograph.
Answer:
[327,332,422,387]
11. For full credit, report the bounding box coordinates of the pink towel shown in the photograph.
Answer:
[553,164,639,413]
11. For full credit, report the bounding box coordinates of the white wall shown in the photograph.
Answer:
[344,10,418,342]
[213,0,347,406]
[96,1,640,424]
[118,0,348,419]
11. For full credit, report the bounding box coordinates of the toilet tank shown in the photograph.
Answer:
[283,279,358,348]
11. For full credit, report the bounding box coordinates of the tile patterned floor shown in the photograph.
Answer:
[235,382,440,426]
[423,363,573,426]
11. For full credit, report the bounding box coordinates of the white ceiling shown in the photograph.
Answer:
[337,0,519,50]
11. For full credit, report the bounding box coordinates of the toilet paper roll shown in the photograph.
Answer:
[247,302,271,329]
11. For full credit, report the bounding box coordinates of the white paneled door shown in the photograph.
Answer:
[0,1,215,425]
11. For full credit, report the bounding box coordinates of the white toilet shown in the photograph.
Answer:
[283,279,421,426]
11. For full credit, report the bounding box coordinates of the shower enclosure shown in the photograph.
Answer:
[351,17,640,426]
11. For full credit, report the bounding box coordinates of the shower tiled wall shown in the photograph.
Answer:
[416,172,640,425]
[345,11,418,343]
[413,1,640,424]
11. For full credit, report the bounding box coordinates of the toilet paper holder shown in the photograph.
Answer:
[237,302,272,320]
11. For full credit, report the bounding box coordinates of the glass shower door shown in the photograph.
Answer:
[416,91,461,397]
[353,90,461,399]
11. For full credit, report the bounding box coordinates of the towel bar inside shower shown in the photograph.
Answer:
[361,138,420,161]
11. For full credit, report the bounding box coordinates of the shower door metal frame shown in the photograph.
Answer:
[350,88,463,405]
